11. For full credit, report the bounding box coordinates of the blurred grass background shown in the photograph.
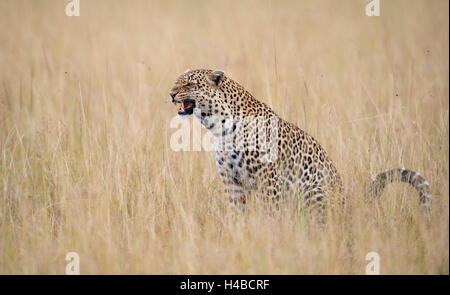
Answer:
[0,0,448,274]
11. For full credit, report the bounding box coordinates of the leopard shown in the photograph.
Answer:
[169,69,431,218]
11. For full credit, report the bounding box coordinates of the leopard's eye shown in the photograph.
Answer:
[186,81,196,87]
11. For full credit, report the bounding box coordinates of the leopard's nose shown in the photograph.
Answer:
[169,91,178,102]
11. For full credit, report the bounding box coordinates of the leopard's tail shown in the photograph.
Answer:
[370,168,431,212]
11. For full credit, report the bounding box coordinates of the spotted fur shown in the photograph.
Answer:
[169,69,431,216]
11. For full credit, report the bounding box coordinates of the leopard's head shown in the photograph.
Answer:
[169,69,228,119]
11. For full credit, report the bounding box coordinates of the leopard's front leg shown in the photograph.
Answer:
[223,177,247,212]
[215,151,247,212]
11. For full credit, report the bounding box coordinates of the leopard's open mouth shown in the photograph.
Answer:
[174,98,195,116]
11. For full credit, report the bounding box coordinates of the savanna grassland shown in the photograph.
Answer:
[0,0,448,274]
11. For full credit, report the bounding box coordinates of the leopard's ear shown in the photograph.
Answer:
[184,69,191,73]
[206,70,225,87]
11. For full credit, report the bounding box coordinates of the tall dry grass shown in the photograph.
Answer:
[0,0,448,274]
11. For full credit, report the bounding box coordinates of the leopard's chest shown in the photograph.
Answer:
[215,150,243,181]
[215,150,257,189]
